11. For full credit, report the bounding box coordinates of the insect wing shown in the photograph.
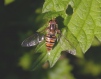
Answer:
[21,32,44,47]
[59,35,76,55]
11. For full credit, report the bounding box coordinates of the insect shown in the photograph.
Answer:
[21,19,76,55]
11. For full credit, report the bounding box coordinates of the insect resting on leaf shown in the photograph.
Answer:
[21,19,76,55]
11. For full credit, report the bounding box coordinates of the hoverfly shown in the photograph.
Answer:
[21,19,76,55]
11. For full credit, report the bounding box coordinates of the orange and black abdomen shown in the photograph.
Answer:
[45,34,56,52]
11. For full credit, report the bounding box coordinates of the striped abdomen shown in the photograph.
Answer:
[45,34,56,52]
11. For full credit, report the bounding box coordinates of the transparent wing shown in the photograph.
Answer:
[21,32,44,47]
[59,35,76,55]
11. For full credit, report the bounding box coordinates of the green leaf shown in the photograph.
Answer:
[30,0,101,70]
[91,0,101,41]
[91,38,101,46]
[18,53,32,70]
[34,41,46,53]
[42,0,70,13]
[61,27,84,58]
[44,59,75,79]
[31,42,48,70]
[67,0,101,53]
[70,0,81,10]
[31,52,48,70]
[60,28,76,55]
[4,0,15,5]
[72,0,101,42]
[42,11,66,19]
[48,42,62,67]
[82,60,101,76]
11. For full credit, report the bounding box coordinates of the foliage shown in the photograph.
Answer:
[1,0,101,79]
[42,59,75,79]
[4,0,15,5]
[30,0,101,70]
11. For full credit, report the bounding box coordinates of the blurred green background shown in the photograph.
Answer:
[1,0,101,79]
